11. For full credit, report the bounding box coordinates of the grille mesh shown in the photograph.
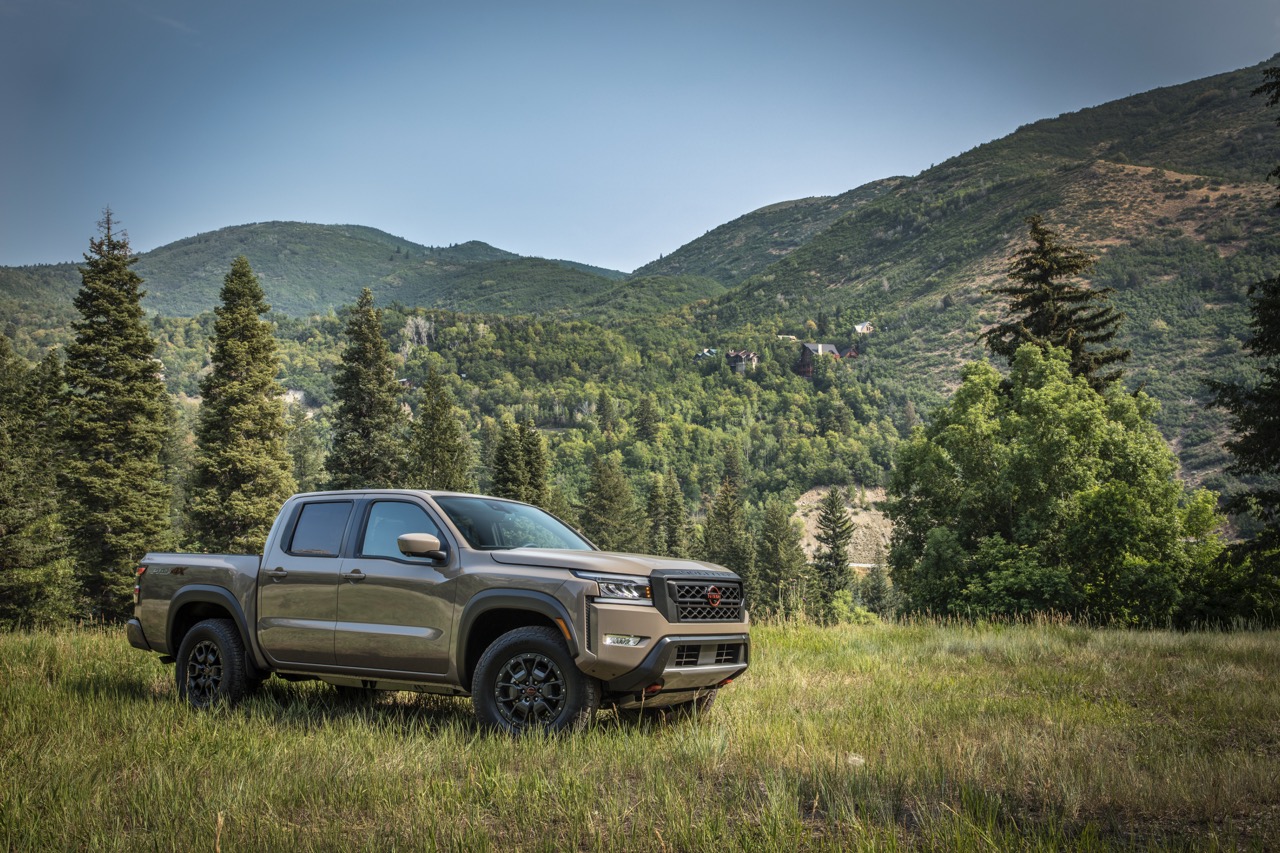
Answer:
[673,645,700,666]
[670,580,743,622]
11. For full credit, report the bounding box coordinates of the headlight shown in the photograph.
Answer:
[575,572,653,606]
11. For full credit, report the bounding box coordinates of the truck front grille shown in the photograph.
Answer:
[670,581,743,622]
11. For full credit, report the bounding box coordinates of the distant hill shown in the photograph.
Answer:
[0,222,629,317]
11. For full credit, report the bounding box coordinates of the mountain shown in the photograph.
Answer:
[0,222,631,318]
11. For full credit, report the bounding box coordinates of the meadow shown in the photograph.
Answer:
[2,620,1277,851]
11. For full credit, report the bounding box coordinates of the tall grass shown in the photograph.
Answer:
[2,622,1276,850]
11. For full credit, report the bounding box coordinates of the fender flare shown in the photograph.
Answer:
[456,588,581,667]
[166,585,266,675]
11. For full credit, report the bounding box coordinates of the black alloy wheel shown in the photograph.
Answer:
[175,618,249,708]
[472,626,600,734]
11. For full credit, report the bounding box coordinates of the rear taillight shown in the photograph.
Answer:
[134,565,146,604]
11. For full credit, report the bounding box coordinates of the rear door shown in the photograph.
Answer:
[334,498,457,675]
[256,499,353,667]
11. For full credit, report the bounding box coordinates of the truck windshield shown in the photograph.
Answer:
[433,496,594,551]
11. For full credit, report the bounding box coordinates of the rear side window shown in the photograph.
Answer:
[288,501,353,556]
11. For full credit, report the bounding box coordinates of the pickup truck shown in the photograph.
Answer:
[127,490,750,732]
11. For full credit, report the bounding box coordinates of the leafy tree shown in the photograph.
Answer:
[754,497,809,617]
[186,257,296,552]
[700,476,756,598]
[327,288,407,489]
[886,345,1222,624]
[0,336,77,627]
[286,405,328,493]
[981,215,1129,391]
[406,366,475,492]
[580,452,644,553]
[812,487,854,620]
[62,211,174,619]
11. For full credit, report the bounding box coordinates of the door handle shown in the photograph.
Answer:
[265,568,288,579]
[340,568,366,583]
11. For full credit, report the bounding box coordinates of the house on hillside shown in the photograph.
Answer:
[854,322,875,335]
[795,342,841,377]
[726,349,759,373]
[694,347,719,360]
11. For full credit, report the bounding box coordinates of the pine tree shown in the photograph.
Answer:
[596,390,618,435]
[700,477,756,597]
[490,419,529,501]
[519,419,550,508]
[661,469,688,558]
[0,336,77,627]
[327,288,406,489]
[813,486,854,621]
[406,366,475,492]
[186,257,296,553]
[981,215,1129,391]
[645,474,669,556]
[580,453,644,552]
[62,211,174,619]
[859,558,894,616]
[634,394,660,442]
[754,497,808,618]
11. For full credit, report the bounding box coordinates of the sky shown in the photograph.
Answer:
[1,1,1278,273]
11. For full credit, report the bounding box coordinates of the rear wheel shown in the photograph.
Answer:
[175,618,249,708]
[472,626,600,734]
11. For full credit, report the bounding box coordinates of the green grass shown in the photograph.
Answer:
[2,621,1277,850]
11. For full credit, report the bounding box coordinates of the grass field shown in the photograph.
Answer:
[2,621,1277,851]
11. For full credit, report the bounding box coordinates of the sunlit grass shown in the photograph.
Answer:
[2,621,1277,850]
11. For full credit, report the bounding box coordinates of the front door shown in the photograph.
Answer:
[335,499,456,675]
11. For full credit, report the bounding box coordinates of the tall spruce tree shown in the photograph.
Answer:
[519,419,550,508]
[327,288,406,489]
[0,336,77,627]
[813,486,854,621]
[406,366,475,492]
[646,474,670,556]
[286,405,328,492]
[186,257,296,552]
[581,453,644,552]
[62,211,173,619]
[661,469,689,558]
[981,215,1129,391]
[754,497,809,618]
[490,419,529,501]
[700,477,757,598]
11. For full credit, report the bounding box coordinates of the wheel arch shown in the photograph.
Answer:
[457,590,579,690]
[167,586,267,678]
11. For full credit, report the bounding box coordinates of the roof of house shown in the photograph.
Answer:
[802,343,841,355]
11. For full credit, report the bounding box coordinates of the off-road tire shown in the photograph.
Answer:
[472,626,600,734]
[175,618,249,709]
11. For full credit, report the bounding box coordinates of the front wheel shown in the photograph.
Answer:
[175,618,250,708]
[472,626,600,733]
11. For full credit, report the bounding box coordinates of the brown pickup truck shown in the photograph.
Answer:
[127,490,750,732]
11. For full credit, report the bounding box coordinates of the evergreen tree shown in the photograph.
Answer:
[327,288,406,489]
[981,215,1129,391]
[813,486,854,621]
[661,469,689,558]
[186,257,296,552]
[645,474,670,556]
[0,336,77,627]
[62,211,173,619]
[859,558,895,617]
[596,390,618,435]
[286,405,328,493]
[580,453,644,552]
[754,497,808,618]
[406,366,475,492]
[634,394,660,443]
[700,477,756,598]
[490,419,529,501]
[519,418,550,508]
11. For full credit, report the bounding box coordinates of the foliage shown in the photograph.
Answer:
[0,337,77,627]
[186,257,296,552]
[286,405,328,493]
[753,497,810,617]
[327,288,407,489]
[812,487,854,621]
[699,476,756,596]
[488,418,549,508]
[61,212,174,619]
[885,345,1223,624]
[579,452,644,553]
[981,215,1129,390]
[405,366,476,493]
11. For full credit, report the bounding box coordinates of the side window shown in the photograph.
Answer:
[288,501,353,556]
[360,501,443,560]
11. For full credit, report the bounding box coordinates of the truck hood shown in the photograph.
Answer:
[489,549,735,578]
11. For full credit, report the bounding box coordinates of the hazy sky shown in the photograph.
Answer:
[2,1,1277,272]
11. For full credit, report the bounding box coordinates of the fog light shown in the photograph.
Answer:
[603,634,644,647]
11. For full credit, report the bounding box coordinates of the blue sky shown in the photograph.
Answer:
[2,0,1278,273]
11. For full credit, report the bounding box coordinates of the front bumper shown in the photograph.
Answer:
[605,632,749,699]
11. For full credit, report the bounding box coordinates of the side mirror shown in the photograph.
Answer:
[398,533,447,562]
